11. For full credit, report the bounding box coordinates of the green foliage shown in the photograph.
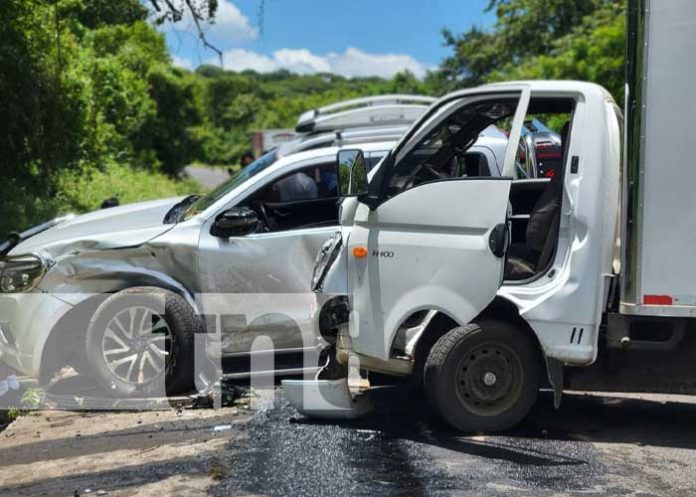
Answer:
[2,387,45,421]
[55,162,200,213]
[7,407,21,421]
[438,0,626,102]
[187,69,431,166]
[145,67,203,174]
[488,3,626,103]
[3,0,628,238]
[72,0,148,29]
[0,0,203,235]
[20,387,44,410]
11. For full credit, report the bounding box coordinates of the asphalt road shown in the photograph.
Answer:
[185,166,230,190]
[3,385,696,496]
[210,387,696,497]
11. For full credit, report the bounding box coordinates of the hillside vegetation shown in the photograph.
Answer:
[0,0,624,235]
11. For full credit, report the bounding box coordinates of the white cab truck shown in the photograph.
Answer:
[287,0,696,431]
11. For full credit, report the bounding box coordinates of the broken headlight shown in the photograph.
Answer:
[0,255,46,293]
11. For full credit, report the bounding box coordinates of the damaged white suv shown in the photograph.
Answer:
[0,141,400,396]
[0,128,511,397]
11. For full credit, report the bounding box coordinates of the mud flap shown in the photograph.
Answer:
[545,357,564,409]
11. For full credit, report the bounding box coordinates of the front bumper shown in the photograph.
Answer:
[0,292,74,377]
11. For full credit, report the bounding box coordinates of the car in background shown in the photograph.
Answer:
[273,94,436,159]
[522,118,563,178]
[254,93,516,179]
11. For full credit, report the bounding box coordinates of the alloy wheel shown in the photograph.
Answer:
[100,306,172,386]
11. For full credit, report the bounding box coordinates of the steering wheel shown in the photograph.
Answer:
[402,163,443,189]
[252,201,272,232]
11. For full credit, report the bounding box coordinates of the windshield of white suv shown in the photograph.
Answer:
[181,149,279,221]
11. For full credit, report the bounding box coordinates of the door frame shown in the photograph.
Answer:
[365,86,532,206]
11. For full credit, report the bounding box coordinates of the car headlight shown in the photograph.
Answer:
[0,255,46,293]
[312,231,343,292]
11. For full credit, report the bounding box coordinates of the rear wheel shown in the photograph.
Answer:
[424,320,540,432]
[84,287,199,397]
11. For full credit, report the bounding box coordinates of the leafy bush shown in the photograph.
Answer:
[53,162,201,215]
[0,0,202,235]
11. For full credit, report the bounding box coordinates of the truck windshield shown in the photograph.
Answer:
[181,149,279,221]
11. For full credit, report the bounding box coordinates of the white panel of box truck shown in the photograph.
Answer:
[620,0,696,314]
[285,0,696,432]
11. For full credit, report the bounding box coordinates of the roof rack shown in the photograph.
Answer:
[295,94,436,133]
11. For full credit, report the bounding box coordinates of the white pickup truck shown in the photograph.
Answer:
[293,0,696,432]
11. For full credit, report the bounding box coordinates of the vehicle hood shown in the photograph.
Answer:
[9,197,184,258]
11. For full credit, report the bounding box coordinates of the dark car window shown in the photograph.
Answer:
[367,153,387,171]
[182,150,279,221]
[246,162,339,232]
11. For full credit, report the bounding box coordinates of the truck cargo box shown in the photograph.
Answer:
[621,0,696,317]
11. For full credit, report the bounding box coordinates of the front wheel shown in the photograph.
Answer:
[424,320,541,432]
[84,287,200,397]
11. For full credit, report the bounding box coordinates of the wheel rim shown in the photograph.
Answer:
[101,306,173,386]
[454,341,524,417]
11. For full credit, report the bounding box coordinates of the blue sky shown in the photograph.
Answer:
[164,0,494,78]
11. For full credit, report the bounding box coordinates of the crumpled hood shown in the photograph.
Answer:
[9,197,184,258]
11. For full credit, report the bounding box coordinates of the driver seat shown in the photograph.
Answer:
[504,122,569,280]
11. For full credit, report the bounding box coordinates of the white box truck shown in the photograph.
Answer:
[288,0,696,431]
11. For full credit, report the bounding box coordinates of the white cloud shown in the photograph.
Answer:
[167,0,257,44]
[211,47,429,79]
[326,47,428,79]
[206,0,258,42]
[171,54,194,71]
[215,49,278,72]
[274,49,331,74]
[164,2,429,79]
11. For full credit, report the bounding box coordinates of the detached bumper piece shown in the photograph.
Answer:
[282,377,373,420]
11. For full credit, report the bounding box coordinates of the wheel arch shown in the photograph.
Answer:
[409,296,549,385]
[39,272,199,384]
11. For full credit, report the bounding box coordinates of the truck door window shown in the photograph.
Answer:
[387,98,519,197]
[246,163,339,232]
[504,97,576,281]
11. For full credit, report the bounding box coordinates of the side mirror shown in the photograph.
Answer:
[337,149,369,198]
[211,207,259,238]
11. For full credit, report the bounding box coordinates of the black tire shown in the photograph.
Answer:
[423,320,541,432]
[84,287,200,397]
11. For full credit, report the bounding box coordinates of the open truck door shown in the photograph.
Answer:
[342,86,531,362]
[284,86,539,427]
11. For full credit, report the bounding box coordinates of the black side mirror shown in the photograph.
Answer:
[337,149,369,198]
[211,207,259,238]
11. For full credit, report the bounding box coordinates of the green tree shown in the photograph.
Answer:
[390,71,428,94]
[146,68,203,174]
[0,0,203,234]
[489,2,626,102]
[71,0,148,28]
[0,0,90,228]
[438,0,625,101]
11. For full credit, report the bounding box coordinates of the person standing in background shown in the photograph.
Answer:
[240,152,255,167]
